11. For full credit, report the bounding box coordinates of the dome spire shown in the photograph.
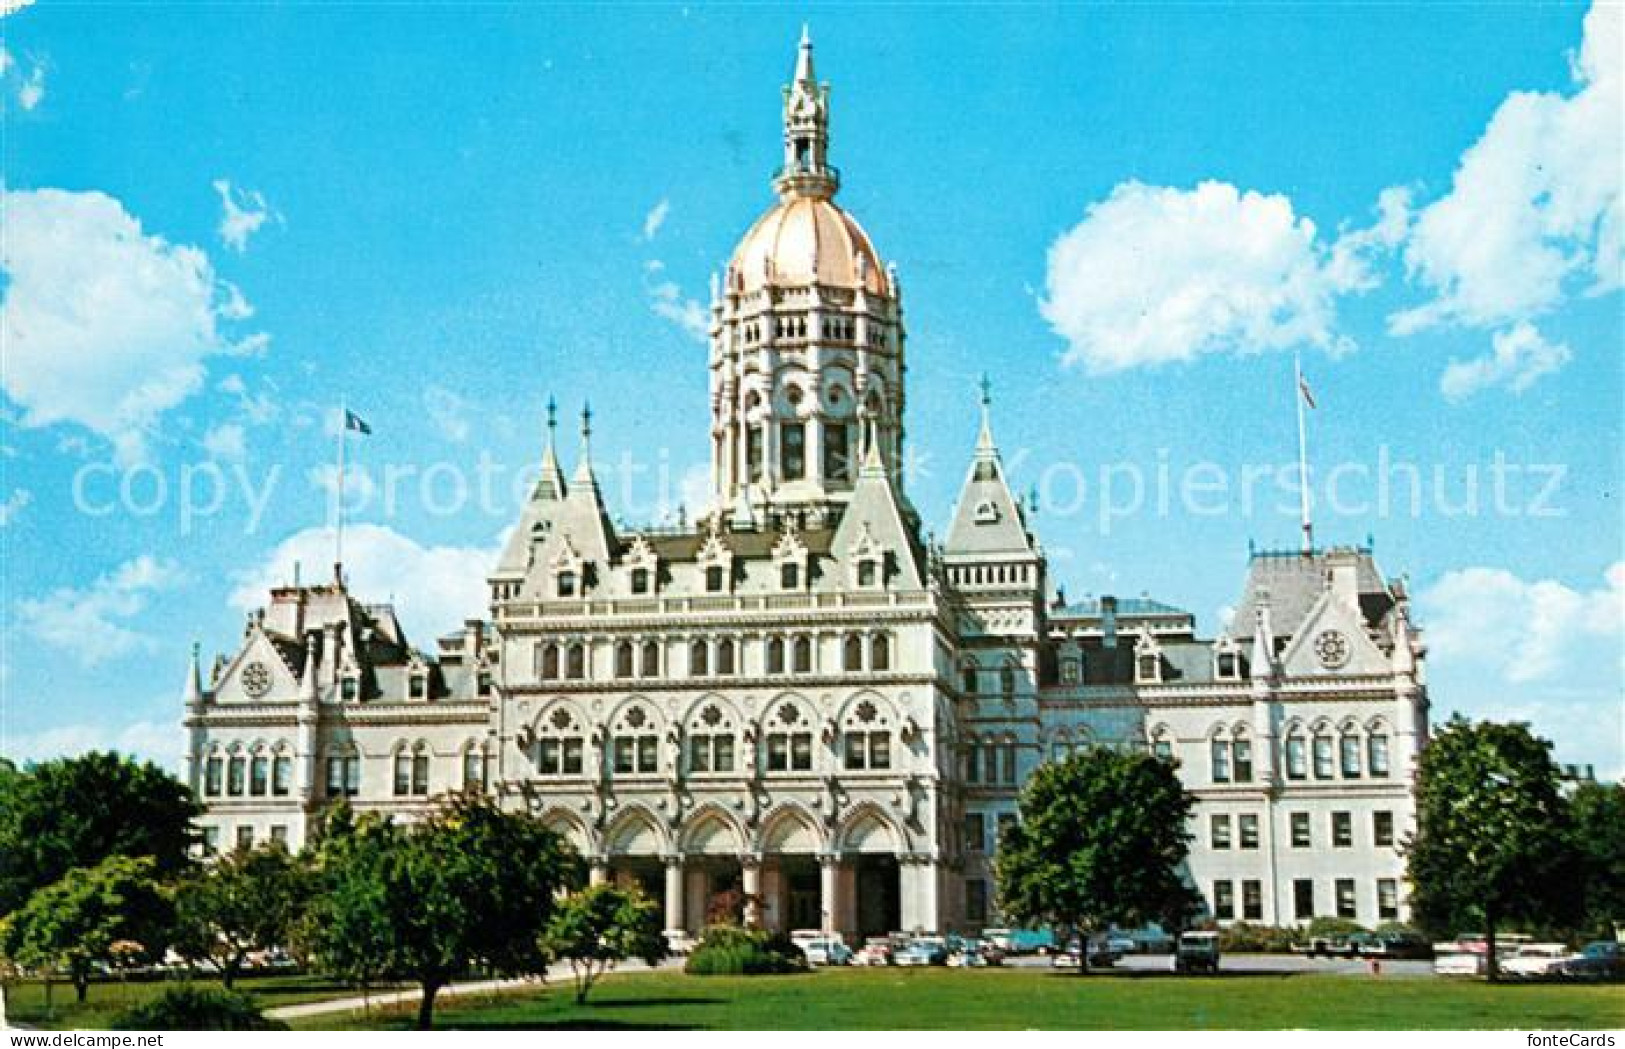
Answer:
[775,26,838,200]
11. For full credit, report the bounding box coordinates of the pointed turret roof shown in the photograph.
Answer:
[831,438,925,589]
[943,379,1036,557]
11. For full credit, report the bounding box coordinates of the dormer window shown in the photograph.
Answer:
[476,671,492,696]
[1137,654,1160,682]
[409,672,427,700]
[1060,657,1081,685]
[974,500,1000,524]
[631,568,651,595]
[857,559,878,587]
[557,570,577,598]
[341,674,359,701]
[1217,651,1240,680]
[781,562,800,590]
[706,565,725,592]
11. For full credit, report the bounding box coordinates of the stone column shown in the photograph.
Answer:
[589,856,609,887]
[664,855,685,932]
[741,854,763,927]
[819,853,841,934]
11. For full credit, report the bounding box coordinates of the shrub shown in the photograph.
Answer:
[111,986,288,1031]
[683,926,805,976]
[1216,923,1298,953]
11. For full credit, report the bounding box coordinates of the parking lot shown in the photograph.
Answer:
[1000,952,1437,977]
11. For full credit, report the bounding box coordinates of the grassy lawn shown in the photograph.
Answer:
[5,973,386,1030]
[299,968,1625,1031]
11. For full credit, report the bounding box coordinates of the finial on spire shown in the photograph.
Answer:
[796,23,815,83]
[547,395,558,437]
[581,401,593,443]
[979,373,992,409]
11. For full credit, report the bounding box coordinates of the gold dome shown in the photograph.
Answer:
[728,195,889,297]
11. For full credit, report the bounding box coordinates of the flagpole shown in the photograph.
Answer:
[1295,353,1313,555]
[334,396,347,585]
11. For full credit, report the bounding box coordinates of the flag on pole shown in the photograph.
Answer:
[1297,371,1317,410]
[344,409,372,435]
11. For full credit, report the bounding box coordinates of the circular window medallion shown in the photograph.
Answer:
[241,661,272,697]
[1313,629,1351,669]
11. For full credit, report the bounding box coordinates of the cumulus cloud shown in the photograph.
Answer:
[1419,561,1623,685]
[644,259,709,342]
[1,1,39,17]
[1040,181,1389,373]
[642,198,670,241]
[230,524,498,642]
[1390,2,1620,336]
[423,384,472,443]
[1418,561,1624,777]
[1439,321,1572,401]
[16,555,185,666]
[212,179,275,252]
[0,188,267,463]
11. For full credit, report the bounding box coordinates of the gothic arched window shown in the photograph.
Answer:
[870,633,891,672]
[690,639,709,677]
[793,636,813,673]
[767,637,786,675]
[641,640,660,677]
[843,634,863,672]
[615,641,635,679]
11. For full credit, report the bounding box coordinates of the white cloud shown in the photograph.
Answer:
[1439,321,1573,401]
[642,198,671,241]
[1418,561,1624,778]
[0,188,267,463]
[0,487,31,527]
[1390,2,1621,336]
[423,384,472,443]
[2,718,185,773]
[1,44,45,110]
[212,179,275,253]
[201,422,247,461]
[230,524,498,643]
[1419,561,1623,685]
[15,555,185,667]
[1040,181,1385,373]
[217,373,280,425]
[644,260,709,342]
[1,1,40,17]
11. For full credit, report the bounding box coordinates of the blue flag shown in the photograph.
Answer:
[344,409,372,435]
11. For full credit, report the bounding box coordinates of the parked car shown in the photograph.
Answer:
[985,927,1057,955]
[895,937,949,967]
[1172,931,1220,974]
[855,937,895,966]
[1105,933,1137,956]
[949,938,1004,967]
[1433,950,1488,977]
[1050,937,1117,970]
[1502,943,1572,980]
[1564,941,1625,980]
[802,937,854,966]
[789,929,826,954]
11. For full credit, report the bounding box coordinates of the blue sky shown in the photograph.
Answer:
[2,2,1620,776]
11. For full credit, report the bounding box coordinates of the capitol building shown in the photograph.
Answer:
[185,33,1429,940]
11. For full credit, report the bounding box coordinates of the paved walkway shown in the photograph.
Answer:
[264,960,665,1022]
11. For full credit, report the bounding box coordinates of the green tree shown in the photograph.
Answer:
[540,884,666,1003]
[306,794,583,1029]
[1406,717,1581,980]
[996,747,1198,970]
[173,842,313,988]
[0,752,201,915]
[0,856,174,1009]
[1568,780,1625,938]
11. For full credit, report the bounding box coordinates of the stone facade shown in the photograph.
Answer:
[187,31,1429,939]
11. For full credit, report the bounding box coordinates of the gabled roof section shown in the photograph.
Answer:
[943,396,1035,557]
[493,404,569,579]
[1228,546,1394,644]
[830,440,924,588]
